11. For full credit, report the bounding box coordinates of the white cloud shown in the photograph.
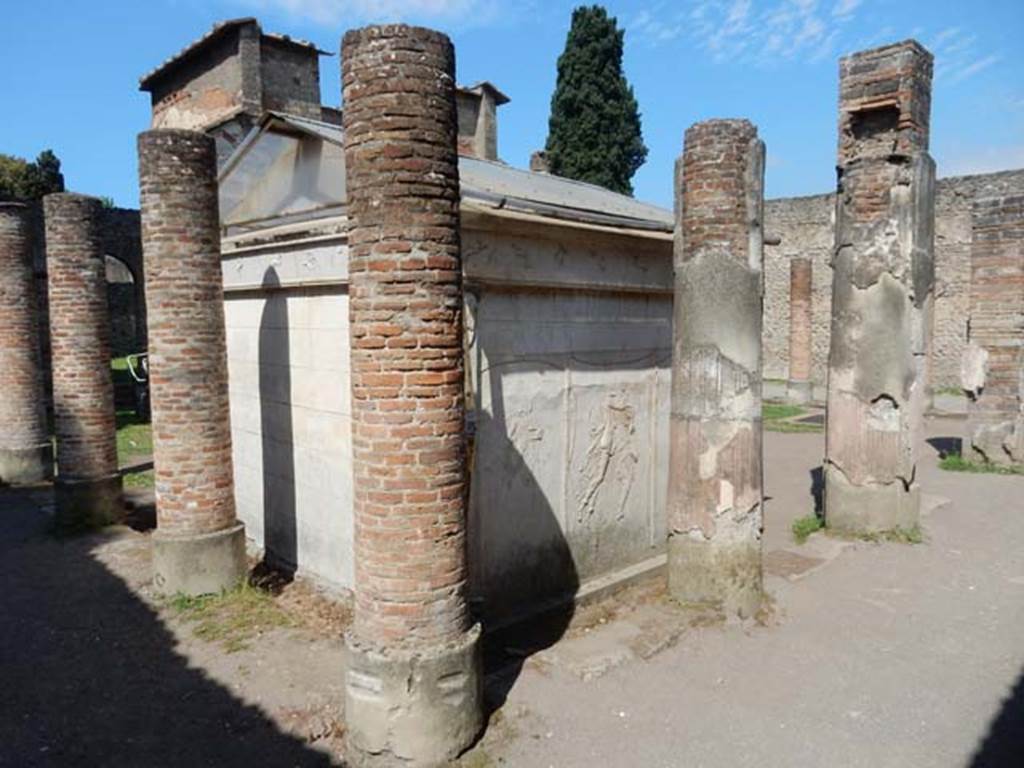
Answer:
[237,0,493,25]
[927,26,1002,86]
[831,0,861,19]
[639,0,861,66]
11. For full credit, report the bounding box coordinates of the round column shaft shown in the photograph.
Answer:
[44,193,123,529]
[666,119,766,618]
[0,203,51,484]
[787,257,813,404]
[342,23,482,767]
[138,129,245,596]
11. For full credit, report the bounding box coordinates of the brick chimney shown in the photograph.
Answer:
[456,82,509,161]
[139,18,329,164]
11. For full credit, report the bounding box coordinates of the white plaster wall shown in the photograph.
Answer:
[224,280,353,590]
[464,228,673,622]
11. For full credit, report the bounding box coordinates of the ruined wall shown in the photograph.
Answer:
[765,168,1024,389]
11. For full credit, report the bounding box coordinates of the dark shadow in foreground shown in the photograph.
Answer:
[926,436,962,458]
[810,465,824,514]
[0,486,336,767]
[969,665,1024,767]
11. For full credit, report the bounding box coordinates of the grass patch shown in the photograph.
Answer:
[933,386,964,397]
[763,402,823,433]
[111,356,132,387]
[116,409,153,487]
[828,525,926,545]
[939,453,1023,476]
[169,582,294,653]
[791,513,824,544]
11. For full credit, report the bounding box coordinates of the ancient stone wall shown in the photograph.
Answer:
[260,37,321,120]
[765,168,1024,389]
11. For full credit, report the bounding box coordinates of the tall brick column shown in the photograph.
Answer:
[666,119,766,618]
[138,129,246,596]
[44,194,123,528]
[787,257,814,403]
[825,41,935,534]
[341,25,482,767]
[962,195,1024,467]
[0,203,51,484]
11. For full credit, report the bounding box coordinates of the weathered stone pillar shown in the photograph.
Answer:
[787,257,814,403]
[0,203,51,484]
[824,41,935,534]
[44,194,123,528]
[666,119,765,618]
[138,129,246,596]
[962,194,1024,467]
[342,25,482,767]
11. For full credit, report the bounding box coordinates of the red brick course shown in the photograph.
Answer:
[966,194,1024,464]
[788,257,813,384]
[138,130,237,536]
[343,24,470,647]
[43,194,119,482]
[0,203,48,460]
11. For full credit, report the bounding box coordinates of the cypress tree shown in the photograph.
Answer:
[545,5,647,195]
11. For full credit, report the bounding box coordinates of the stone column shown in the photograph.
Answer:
[341,25,482,767]
[962,194,1024,467]
[0,203,51,484]
[666,119,765,619]
[824,41,935,534]
[787,257,814,404]
[138,129,246,596]
[44,193,123,528]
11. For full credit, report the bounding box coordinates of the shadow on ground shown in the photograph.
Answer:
[926,436,962,458]
[969,664,1024,767]
[0,486,337,767]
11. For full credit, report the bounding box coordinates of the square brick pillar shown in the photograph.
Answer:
[341,25,483,767]
[666,119,766,619]
[787,257,814,404]
[43,193,124,530]
[138,129,246,596]
[962,195,1024,467]
[0,202,52,484]
[824,41,935,534]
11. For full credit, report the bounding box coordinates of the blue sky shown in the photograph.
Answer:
[1,0,1021,209]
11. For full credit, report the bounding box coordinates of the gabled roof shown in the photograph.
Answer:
[139,18,329,91]
[220,112,672,232]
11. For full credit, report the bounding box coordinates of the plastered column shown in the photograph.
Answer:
[138,129,246,595]
[44,193,123,528]
[787,257,814,403]
[825,41,935,534]
[341,24,482,767]
[0,203,51,483]
[666,119,765,618]
[962,195,1024,467]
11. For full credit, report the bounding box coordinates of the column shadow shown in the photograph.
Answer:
[969,665,1024,767]
[258,268,298,581]
[0,487,336,767]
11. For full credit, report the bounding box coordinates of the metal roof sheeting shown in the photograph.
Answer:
[222,112,673,232]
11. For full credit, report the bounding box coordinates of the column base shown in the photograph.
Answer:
[786,379,813,405]
[824,466,920,535]
[0,443,53,485]
[344,624,483,768]
[152,522,247,596]
[54,473,124,532]
[667,536,762,618]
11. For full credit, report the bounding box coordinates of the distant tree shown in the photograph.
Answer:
[545,5,648,195]
[0,149,65,201]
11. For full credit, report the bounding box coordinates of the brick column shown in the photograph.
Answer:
[44,194,123,528]
[138,129,246,595]
[0,203,51,484]
[787,257,813,403]
[825,41,935,534]
[962,195,1024,467]
[666,119,765,618]
[341,25,482,767]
